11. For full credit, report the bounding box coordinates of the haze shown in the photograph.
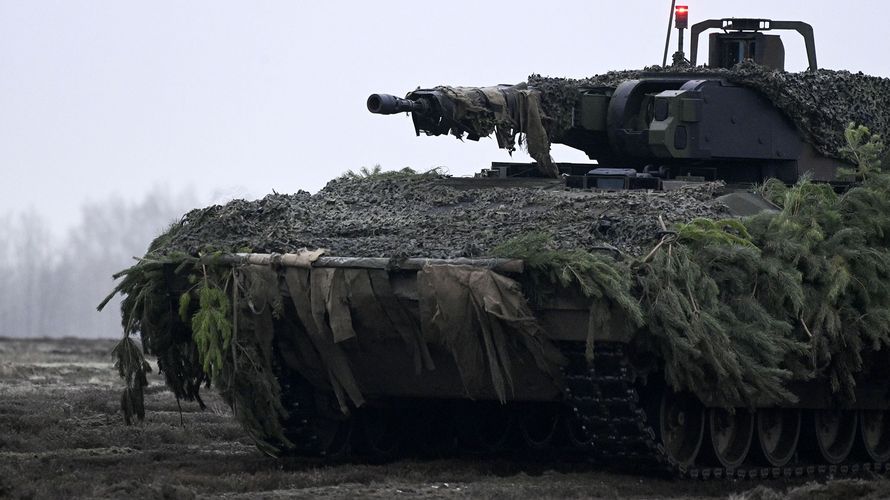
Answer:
[2,0,887,235]
[0,0,888,337]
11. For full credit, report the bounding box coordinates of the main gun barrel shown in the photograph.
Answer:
[367,93,429,115]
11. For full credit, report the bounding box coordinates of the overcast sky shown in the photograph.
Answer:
[2,0,888,236]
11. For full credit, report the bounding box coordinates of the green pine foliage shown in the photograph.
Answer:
[99,253,209,419]
[839,122,884,180]
[100,253,289,447]
[758,178,789,207]
[636,225,807,406]
[676,218,755,248]
[339,165,445,180]
[190,269,233,380]
[492,232,644,359]
[492,232,642,319]
[495,124,889,405]
[737,124,890,398]
[111,336,151,425]
[492,221,808,405]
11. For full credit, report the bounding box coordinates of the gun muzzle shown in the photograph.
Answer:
[367,94,429,115]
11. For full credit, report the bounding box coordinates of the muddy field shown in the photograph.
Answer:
[1,338,888,499]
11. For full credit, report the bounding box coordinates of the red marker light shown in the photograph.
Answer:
[675,5,689,29]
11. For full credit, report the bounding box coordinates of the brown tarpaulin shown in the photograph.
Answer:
[418,265,564,402]
[284,267,365,413]
[238,263,565,413]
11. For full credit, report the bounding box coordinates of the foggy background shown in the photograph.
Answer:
[1,1,887,338]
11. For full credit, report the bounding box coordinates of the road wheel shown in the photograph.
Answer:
[813,409,857,464]
[353,406,403,462]
[706,408,753,468]
[754,408,800,467]
[519,404,560,450]
[859,410,890,462]
[455,402,514,454]
[314,416,353,459]
[658,389,705,468]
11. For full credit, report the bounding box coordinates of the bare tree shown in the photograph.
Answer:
[0,213,12,334]
[0,210,55,337]
[61,185,198,337]
[0,185,197,338]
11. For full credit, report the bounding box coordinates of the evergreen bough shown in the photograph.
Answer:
[100,254,289,450]
[493,231,644,360]
[494,123,887,406]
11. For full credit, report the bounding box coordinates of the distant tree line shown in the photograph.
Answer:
[0,187,197,338]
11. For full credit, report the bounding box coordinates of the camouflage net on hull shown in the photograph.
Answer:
[148,174,727,259]
[101,126,889,450]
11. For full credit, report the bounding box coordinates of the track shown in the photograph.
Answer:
[273,357,353,458]
[272,343,890,479]
[562,342,890,479]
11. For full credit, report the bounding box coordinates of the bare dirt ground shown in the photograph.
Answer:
[2,338,889,499]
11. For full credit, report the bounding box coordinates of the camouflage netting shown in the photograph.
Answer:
[528,63,890,162]
[149,173,727,259]
[389,64,888,177]
[407,85,559,177]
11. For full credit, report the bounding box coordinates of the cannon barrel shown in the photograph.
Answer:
[367,93,430,115]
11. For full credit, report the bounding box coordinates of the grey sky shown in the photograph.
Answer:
[2,0,887,237]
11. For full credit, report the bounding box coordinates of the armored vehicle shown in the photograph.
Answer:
[107,6,890,479]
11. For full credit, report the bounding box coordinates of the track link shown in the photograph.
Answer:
[269,342,890,477]
[561,342,890,479]
[273,353,352,458]
[276,374,325,455]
